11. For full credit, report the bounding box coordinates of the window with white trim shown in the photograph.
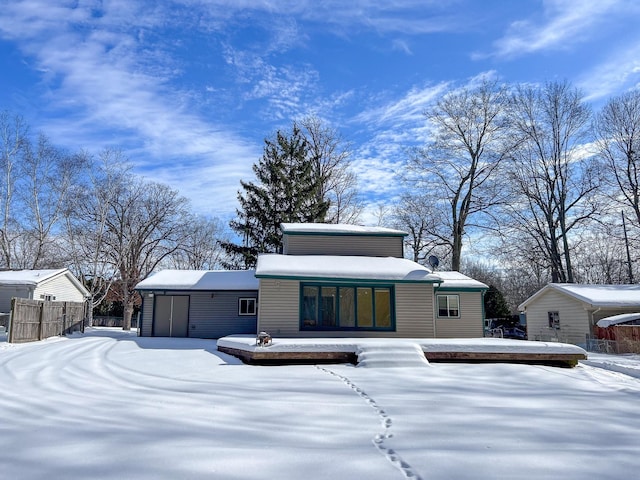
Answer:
[437,294,460,318]
[548,311,560,329]
[239,298,257,316]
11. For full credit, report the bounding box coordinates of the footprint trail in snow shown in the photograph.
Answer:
[316,366,423,480]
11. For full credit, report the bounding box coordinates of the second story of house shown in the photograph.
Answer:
[281,223,406,258]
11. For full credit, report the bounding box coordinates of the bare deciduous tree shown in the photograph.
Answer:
[392,193,451,264]
[506,80,597,283]
[571,230,635,284]
[594,89,640,225]
[63,149,129,325]
[299,116,363,224]
[0,111,27,268]
[103,179,190,330]
[0,112,82,269]
[19,134,84,268]
[166,215,228,270]
[405,79,511,271]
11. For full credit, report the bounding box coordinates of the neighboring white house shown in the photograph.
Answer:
[519,284,640,344]
[0,269,90,313]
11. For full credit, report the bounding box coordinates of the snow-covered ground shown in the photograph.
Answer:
[1,328,639,480]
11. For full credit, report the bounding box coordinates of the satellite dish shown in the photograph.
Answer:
[428,255,439,270]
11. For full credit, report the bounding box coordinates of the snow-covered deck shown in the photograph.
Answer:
[217,335,587,367]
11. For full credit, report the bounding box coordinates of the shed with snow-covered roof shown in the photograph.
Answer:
[518,283,640,344]
[135,270,259,339]
[0,269,89,313]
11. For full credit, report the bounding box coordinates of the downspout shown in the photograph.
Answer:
[432,280,443,338]
[138,291,144,337]
[481,289,487,335]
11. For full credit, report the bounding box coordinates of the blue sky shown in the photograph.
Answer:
[1,0,639,224]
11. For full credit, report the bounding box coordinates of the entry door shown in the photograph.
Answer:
[154,295,189,337]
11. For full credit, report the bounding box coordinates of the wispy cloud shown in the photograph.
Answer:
[391,39,413,55]
[578,40,640,101]
[483,0,630,59]
[0,0,260,216]
[349,82,449,207]
[356,82,448,128]
[351,72,502,216]
[222,44,321,121]
[190,0,463,35]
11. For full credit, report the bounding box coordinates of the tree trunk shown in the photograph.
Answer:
[122,302,133,331]
[87,300,94,327]
[451,233,462,272]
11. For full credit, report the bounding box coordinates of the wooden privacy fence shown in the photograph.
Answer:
[594,325,640,354]
[8,298,86,344]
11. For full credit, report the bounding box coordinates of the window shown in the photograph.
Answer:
[302,286,318,326]
[437,294,460,318]
[548,311,560,329]
[239,298,257,316]
[301,283,394,330]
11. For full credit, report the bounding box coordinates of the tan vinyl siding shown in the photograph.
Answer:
[258,279,435,338]
[283,234,403,258]
[257,279,300,336]
[524,290,589,344]
[33,274,86,303]
[394,283,434,337]
[435,291,484,338]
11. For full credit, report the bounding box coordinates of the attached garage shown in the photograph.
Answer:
[136,270,259,339]
[153,295,190,337]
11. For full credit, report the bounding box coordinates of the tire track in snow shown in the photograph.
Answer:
[577,363,640,394]
[316,366,423,480]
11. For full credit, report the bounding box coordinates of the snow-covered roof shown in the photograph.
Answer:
[519,283,640,310]
[281,223,407,237]
[0,269,68,286]
[0,269,89,297]
[434,271,488,290]
[256,254,440,283]
[135,270,259,291]
[596,313,640,328]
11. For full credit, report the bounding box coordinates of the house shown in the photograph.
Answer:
[254,223,488,338]
[0,268,90,313]
[136,270,259,338]
[135,223,488,339]
[518,283,640,344]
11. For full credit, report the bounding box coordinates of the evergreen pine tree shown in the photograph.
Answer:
[484,285,511,319]
[222,126,329,268]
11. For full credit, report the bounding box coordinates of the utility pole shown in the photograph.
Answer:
[622,211,634,283]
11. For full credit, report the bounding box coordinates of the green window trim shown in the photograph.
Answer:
[300,283,395,331]
[437,294,460,318]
